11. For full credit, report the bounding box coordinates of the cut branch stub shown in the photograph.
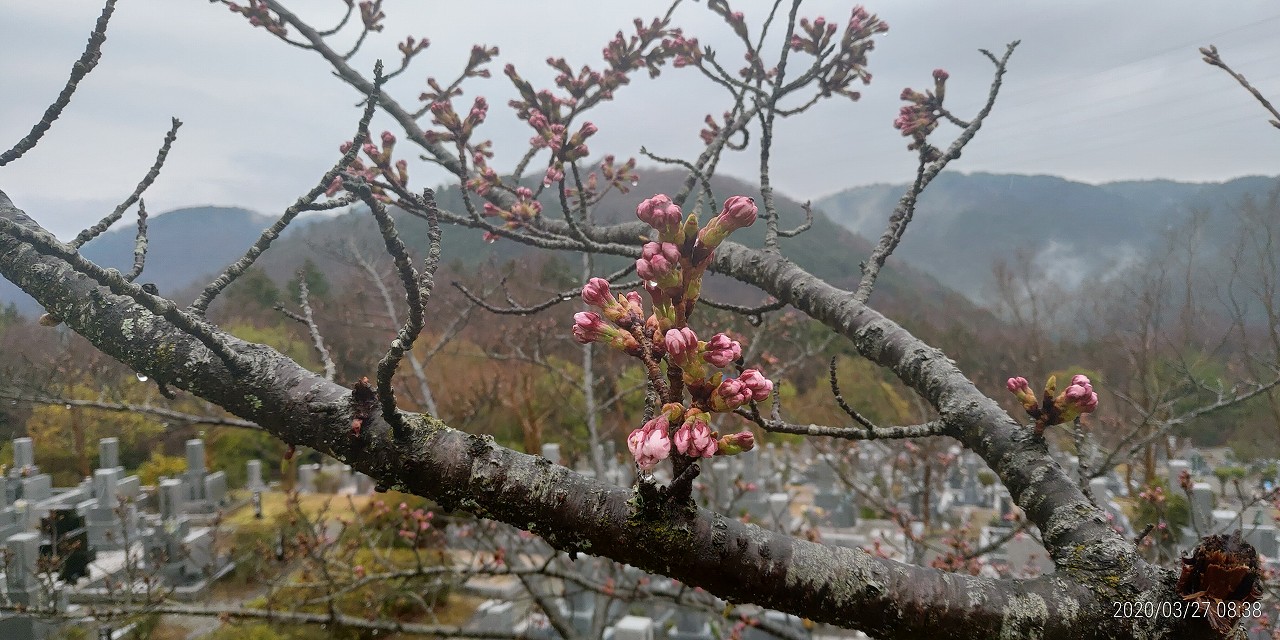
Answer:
[1176,530,1262,634]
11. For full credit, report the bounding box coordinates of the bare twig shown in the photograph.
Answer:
[0,392,260,430]
[276,275,336,381]
[1201,44,1280,129]
[72,117,181,248]
[0,0,117,167]
[758,417,947,441]
[124,199,149,282]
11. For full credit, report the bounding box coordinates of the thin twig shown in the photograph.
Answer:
[1201,44,1280,129]
[73,117,181,248]
[0,0,117,167]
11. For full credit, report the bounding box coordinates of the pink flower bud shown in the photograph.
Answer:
[711,378,753,412]
[627,416,672,471]
[637,241,681,284]
[636,194,683,236]
[717,430,755,456]
[1006,376,1029,394]
[381,130,396,146]
[581,278,613,308]
[1057,374,1098,416]
[718,195,758,231]
[571,311,608,344]
[674,412,717,458]
[702,333,742,368]
[623,291,644,317]
[665,327,698,359]
[543,165,564,186]
[739,369,773,401]
[932,69,949,81]
[362,142,380,159]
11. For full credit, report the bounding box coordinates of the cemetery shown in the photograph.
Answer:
[0,431,1272,639]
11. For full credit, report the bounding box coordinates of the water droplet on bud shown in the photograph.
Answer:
[136,373,149,382]
[64,404,72,410]
[630,179,639,187]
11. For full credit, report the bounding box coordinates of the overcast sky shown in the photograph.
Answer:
[3,1,1279,240]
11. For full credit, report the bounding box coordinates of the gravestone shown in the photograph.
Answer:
[158,478,186,521]
[5,531,41,607]
[246,460,265,491]
[86,467,138,551]
[1191,483,1214,532]
[612,615,654,640]
[98,438,120,470]
[297,464,319,494]
[12,437,36,475]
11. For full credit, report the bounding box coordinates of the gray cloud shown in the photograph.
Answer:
[3,1,1279,240]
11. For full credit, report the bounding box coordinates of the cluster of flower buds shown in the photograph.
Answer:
[358,0,385,32]
[480,186,543,239]
[893,69,949,159]
[662,33,702,68]
[226,0,288,37]
[397,35,429,65]
[424,97,489,146]
[791,6,887,101]
[576,194,774,476]
[1006,373,1099,435]
[420,45,499,105]
[602,16,679,79]
[325,131,408,202]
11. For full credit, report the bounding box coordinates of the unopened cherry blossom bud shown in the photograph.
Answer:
[1006,376,1038,411]
[710,377,753,412]
[716,430,755,456]
[697,196,758,249]
[623,291,644,317]
[674,411,717,458]
[637,241,681,286]
[665,327,698,362]
[543,166,564,186]
[572,311,610,344]
[381,130,396,146]
[636,194,683,238]
[581,277,614,308]
[932,69,949,81]
[1055,374,1098,421]
[719,195,758,230]
[628,415,672,471]
[702,333,742,368]
[739,369,773,401]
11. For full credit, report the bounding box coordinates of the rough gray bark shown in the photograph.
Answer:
[0,189,1236,638]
